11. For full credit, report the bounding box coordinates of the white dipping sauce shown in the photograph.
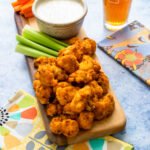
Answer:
[36,0,84,24]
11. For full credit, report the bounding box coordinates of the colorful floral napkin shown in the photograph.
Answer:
[98,20,150,86]
[0,90,133,150]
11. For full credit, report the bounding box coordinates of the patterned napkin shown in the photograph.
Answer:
[98,21,150,86]
[0,90,133,150]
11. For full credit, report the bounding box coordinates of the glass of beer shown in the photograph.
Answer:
[103,0,132,31]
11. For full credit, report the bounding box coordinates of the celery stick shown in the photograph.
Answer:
[39,32,69,47]
[16,35,58,57]
[16,44,54,58]
[22,26,65,51]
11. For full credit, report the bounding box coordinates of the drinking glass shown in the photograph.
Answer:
[103,0,132,31]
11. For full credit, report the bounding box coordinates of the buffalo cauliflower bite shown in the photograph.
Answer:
[68,69,97,84]
[53,82,70,93]
[65,37,81,45]
[70,85,92,113]
[59,38,96,62]
[97,71,109,95]
[50,65,68,81]
[56,55,79,74]
[81,38,96,56]
[63,103,74,115]
[50,117,79,137]
[56,83,79,105]
[36,65,57,87]
[34,71,40,80]
[59,42,84,61]
[64,82,103,114]
[33,80,52,104]
[34,57,56,68]
[78,112,94,130]
[79,55,101,73]
[85,81,103,111]
[93,93,115,120]
[61,119,79,137]
[50,117,63,134]
[37,64,67,87]
[46,104,57,116]
[88,81,103,99]
[68,55,101,85]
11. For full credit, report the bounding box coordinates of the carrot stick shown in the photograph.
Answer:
[20,8,32,15]
[24,11,34,18]
[17,0,30,4]
[20,3,32,14]
[14,5,22,12]
[11,1,20,7]
[20,8,31,15]
[12,0,34,18]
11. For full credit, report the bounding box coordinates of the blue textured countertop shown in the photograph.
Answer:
[0,0,150,149]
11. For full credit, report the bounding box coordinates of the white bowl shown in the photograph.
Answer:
[32,0,88,39]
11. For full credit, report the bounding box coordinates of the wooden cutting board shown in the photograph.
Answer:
[14,13,126,146]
